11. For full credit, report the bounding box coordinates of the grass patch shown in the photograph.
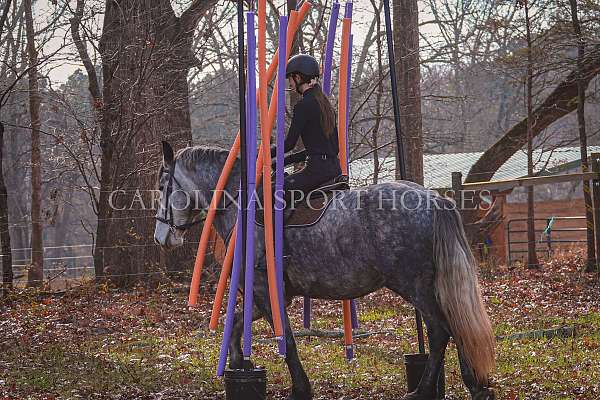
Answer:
[1,255,599,399]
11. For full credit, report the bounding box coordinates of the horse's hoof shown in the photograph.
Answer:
[401,391,436,400]
[473,388,496,400]
[227,358,254,370]
[286,389,312,400]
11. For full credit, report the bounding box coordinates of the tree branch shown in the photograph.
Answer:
[0,0,12,43]
[181,0,218,34]
[465,44,600,184]
[70,0,101,102]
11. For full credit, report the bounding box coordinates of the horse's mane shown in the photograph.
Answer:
[175,146,231,170]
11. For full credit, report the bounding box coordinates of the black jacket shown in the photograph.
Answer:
[271,87,338,165]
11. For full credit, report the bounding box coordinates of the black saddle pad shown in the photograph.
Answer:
[255,175,349,228]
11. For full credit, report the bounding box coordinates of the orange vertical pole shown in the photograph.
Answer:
[258,0,283,338]
[209,225,237,329]
[337,17,351,176]
[342,298,353,345]
[189,3,311,308]
[189,135,240,306]
[338,14,353,357]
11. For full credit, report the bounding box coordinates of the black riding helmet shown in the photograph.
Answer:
[286,54,320,79]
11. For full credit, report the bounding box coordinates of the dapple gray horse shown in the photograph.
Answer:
[154,142,496,400]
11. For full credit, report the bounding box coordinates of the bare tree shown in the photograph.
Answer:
[0,0,12,41]
[521,0,539,268]
[91,0,216,285]
[568,0,596,272]
[465,44,600,185]
[24,0,43,286]
[0,121,11,292]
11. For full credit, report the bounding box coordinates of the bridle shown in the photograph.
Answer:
[154,162,240,234]
[154,163,206,232]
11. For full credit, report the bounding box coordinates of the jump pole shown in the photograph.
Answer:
[238,0,250,357]
[217,202,244,376]
[346,33,359,331]
[274,15,288,357]
[258,0,284,339]
[190,2,311,309]
[242,9,258,361]
[322,0,340,97]
[218,0,249,376]
[338,0,354,361]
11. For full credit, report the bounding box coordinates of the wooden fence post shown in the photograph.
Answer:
[590,153,600,272]
[451,172,463,212]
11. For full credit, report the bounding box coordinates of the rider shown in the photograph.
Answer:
[270,54,342,208]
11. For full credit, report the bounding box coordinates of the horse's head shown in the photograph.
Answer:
[153,141,205,250]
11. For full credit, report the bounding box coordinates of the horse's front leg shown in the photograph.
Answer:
[253,265,312,400]
[281,311,312,400]
[228,308,260,370]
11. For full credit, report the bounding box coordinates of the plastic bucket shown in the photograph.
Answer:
[224,368,267,400]
[404,353,445,399]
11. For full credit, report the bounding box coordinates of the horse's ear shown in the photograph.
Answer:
[162,141,174,168]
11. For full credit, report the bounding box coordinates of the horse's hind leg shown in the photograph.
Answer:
[457,349,496,400]
[252,266,312,400]
[403,316,449,400]
[386,283,448,399]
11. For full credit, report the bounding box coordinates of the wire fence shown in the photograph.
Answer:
[4,238,221,289]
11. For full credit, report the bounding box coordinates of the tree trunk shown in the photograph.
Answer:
[392,0,423,184]
[97,0,213,286]
[569,0,596,272]
[0,122,12,292]
[71,0,112,283]
[524,2,538,268]
[24,0,43,287]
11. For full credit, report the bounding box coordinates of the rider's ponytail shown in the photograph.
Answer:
[311,84,336,138]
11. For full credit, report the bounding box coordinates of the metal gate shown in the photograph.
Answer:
[506,216,588,264]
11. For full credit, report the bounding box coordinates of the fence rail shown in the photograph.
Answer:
[506,217,587,264]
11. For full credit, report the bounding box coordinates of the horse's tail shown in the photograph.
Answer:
[432,197,495,384]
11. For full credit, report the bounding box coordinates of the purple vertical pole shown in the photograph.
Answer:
[242,11,257,360]
[350,301,359,330]
[275,15,288,357]
[344,1,355,361]
[217,206,244,376]
[344,1,353,19]
[322,1,340,96]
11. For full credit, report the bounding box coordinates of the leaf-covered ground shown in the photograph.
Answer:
[1,251,598,399]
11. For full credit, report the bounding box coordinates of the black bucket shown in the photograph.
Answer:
[224,368,267,400]
[404,353,445,399]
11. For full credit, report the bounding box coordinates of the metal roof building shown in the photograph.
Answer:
[349,146,600,189]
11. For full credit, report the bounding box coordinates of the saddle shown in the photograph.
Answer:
[255,175,350,228]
